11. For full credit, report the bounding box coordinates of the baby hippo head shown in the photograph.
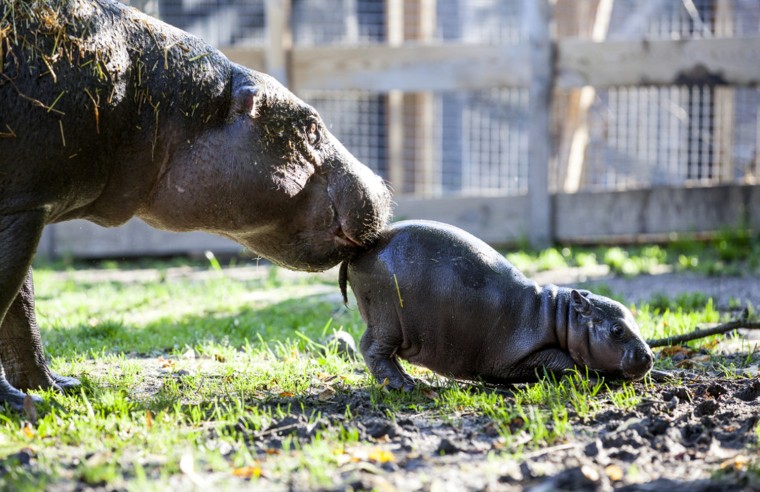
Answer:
[566,290,654,380]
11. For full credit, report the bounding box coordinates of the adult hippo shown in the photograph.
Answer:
[340,221,654,390]
[0,0,391,408]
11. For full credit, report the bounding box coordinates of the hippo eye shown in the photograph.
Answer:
[611,324,624,338]
[306,121,320,146]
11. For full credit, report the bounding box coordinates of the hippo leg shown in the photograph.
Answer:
[0,210,52,409]
[360,329,416,391]
[1,270,80,393]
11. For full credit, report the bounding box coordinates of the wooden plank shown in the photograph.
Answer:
[39,219,243,259]
[289,44,531,92]
[557,37,760,89]
[554,184,760,242]
[524,0,554,248]
[225,37,760,93]
[394,195,530,245]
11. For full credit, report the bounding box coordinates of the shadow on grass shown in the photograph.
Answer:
[40,291,362,360]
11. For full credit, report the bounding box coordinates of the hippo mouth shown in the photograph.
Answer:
[622,369,649,380]
[333,223,363,248]
[620,347,655,380]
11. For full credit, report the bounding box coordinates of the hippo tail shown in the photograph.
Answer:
[339,260,350,305]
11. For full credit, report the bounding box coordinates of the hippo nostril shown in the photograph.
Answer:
[636,347,654,367]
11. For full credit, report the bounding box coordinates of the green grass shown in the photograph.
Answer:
[506,227,760,277]
[1,240,757,489]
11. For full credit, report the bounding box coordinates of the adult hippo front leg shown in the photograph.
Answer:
[0,210,50,409]
[0,270,81,394]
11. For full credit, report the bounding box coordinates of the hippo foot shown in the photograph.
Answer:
[370,359,417,392]
[6,366,75,394]
[361,334,419,391]
[384,376,417,392]
[378,376,415,392]
[0,379,40,412]
[50,371,81,393]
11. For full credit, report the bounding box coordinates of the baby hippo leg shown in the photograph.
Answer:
[360,329,416,391]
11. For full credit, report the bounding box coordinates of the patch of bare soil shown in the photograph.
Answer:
[215,374,757,492]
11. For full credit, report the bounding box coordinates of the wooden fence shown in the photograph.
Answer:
[38,0,760,259]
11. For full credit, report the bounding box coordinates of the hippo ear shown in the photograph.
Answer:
[571,289,593,316]
[232,85,260,116]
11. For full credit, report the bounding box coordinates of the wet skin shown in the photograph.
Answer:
[341,221,654,390]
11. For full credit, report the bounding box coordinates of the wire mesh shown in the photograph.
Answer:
[123,0,267,45]
[302,90,389,177]
[125,0,759,197]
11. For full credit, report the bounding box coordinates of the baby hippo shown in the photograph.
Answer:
[340,220,654,390]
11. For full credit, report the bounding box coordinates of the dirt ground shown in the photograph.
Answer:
[243,376,760,491]
[46,266,760,491]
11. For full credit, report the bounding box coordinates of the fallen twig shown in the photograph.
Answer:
[522,442,579,460]
[647,317,760,348]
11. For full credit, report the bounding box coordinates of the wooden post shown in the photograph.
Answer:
[403,0,436,196]
[714,0,735,183]
[264,0,291,87]
[523,0,554,248]
[385,0,436,196]
[561,0,613,193]
[385,0,405,193]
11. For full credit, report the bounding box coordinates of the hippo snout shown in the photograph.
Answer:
[327,157,392,248]
[622,345,654,379]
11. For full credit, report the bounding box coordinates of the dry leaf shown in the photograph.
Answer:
[690,354,711,363]
[703,339,720,350]
[232,465,262,479]
[335,452,361,467]
[491,438,507,450]
[605,464,624,481]
[676,354,712,368]
[264,448,280,455]
[422,388,439,400]
[318,386,336,402]
[659,346,695,358]
[158,357,176,369]
[22,423,34,439]
[23,394,37,425]
[146,410,153,430]
[318,373,338,383]
[368,448,395,463]
[720,454,750,471]
[278,391,295,398]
